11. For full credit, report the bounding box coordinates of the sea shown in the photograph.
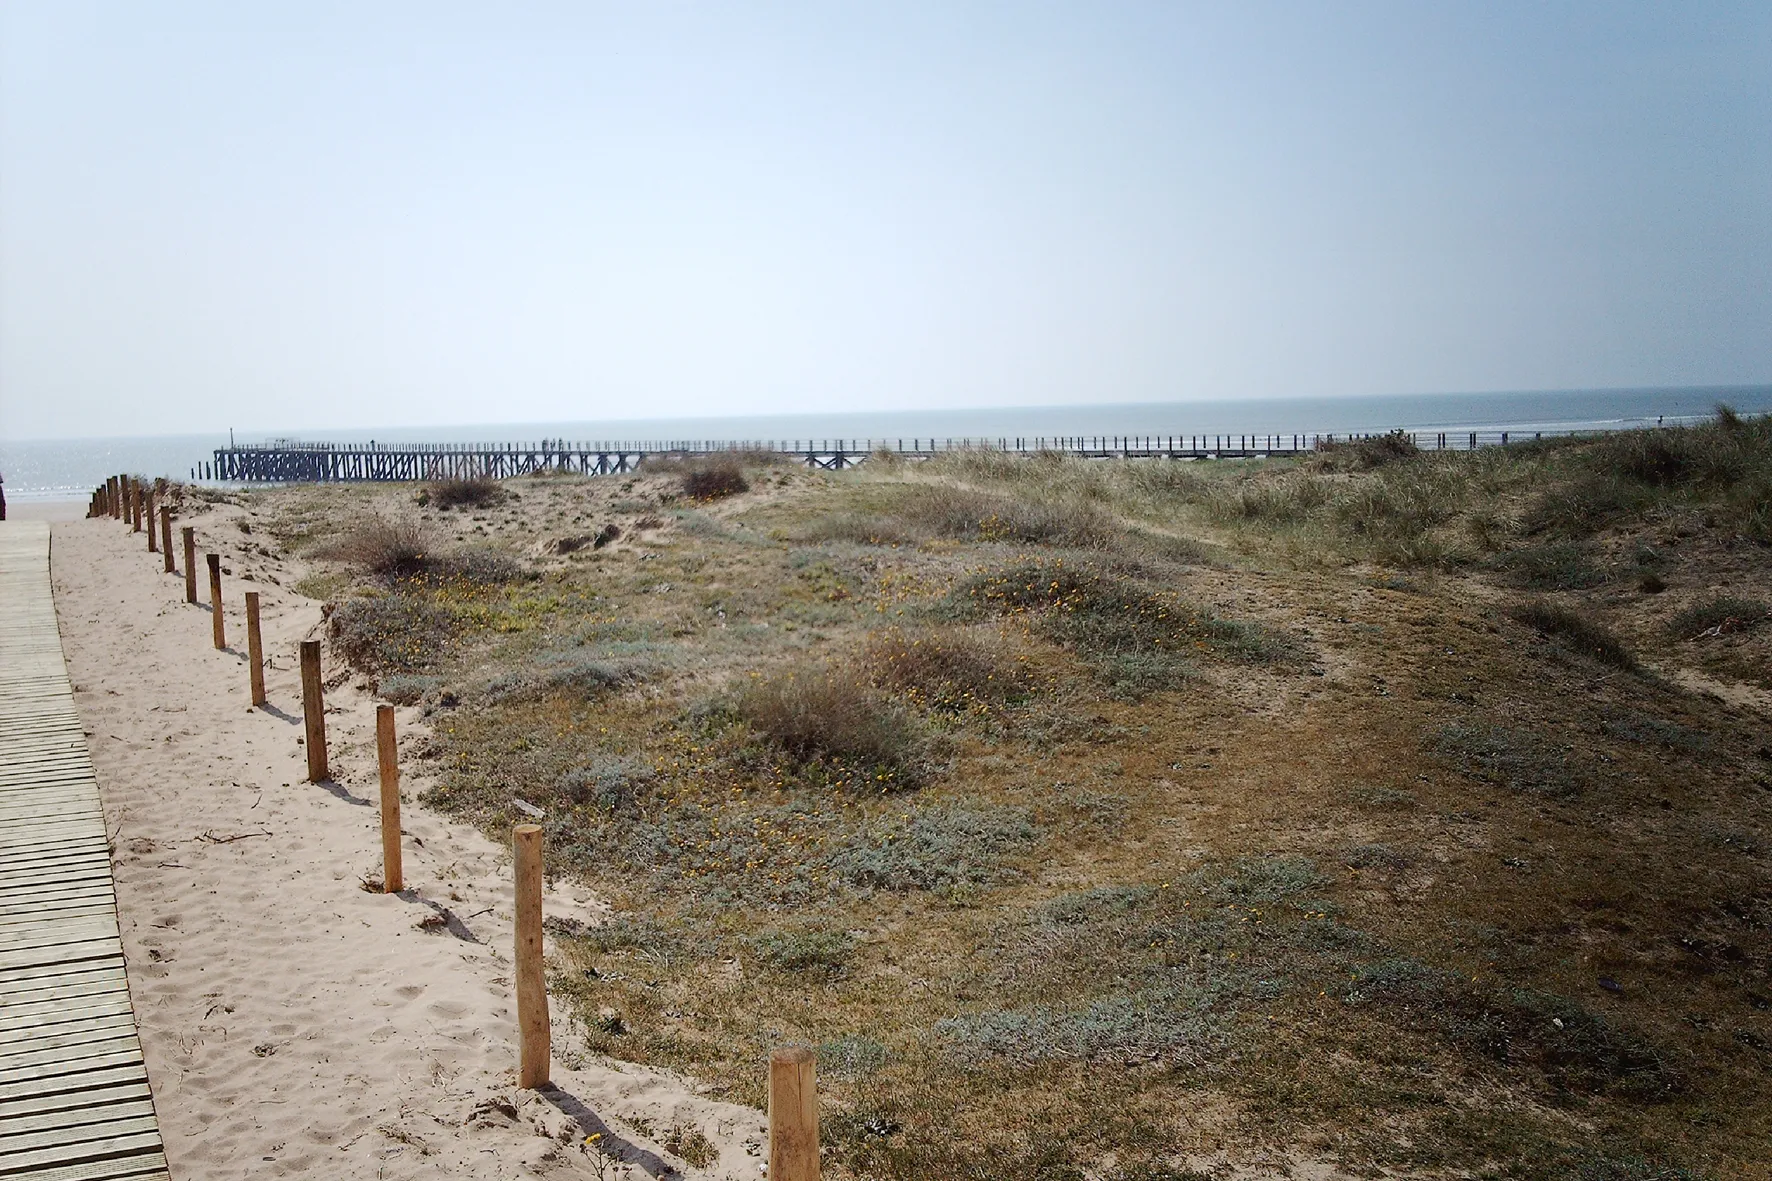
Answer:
[3,385,1768,502]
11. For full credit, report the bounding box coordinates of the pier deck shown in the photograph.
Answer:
[0,522,168,1180]
[205,428,1579,483]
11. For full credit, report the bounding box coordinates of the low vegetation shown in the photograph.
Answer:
[424,474,503,509]
[252,409,1772,1179]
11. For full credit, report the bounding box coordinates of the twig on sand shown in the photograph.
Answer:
[196,829,272,844]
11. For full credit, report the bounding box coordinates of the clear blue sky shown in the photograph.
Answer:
[2,2,1767,439]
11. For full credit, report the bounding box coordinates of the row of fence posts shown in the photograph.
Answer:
[84,474,822,1178]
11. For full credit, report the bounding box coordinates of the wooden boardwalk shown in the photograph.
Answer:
[0,522,168,1179]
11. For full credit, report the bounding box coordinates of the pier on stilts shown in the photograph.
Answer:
[200,428,1579,483]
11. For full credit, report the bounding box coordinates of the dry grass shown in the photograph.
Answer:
[320,517,430,577]
[682,459,750,501]
[734,666,936,788]
[243,416,1772,1179]
[424,475,503,509]
[1507,600,1638,670]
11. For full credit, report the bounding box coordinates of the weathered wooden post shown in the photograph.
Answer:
[376,706,403,892]
[145,489,157,551]
[109,476,119,519]
[245,592,266,706]
[769,1047,820,1181]
[514,823,549,1088]
[299,640,327,782]
[131,480,143,532]
[160,508,174,573]
[182,528,198,603]
[206,554,225,649]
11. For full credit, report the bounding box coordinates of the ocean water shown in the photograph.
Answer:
[3,385,1767,500]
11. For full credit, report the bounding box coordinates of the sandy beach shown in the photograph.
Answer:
[49,507,760,1180]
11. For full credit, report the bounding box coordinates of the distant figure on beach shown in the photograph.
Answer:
[1657,416,1664,426]
[0,471,7,521]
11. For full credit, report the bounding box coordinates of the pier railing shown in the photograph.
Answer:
[200,429,1595,483]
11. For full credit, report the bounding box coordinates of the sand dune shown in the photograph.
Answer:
[51,509,761,1179]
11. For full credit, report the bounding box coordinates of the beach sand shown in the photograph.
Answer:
[50,509,761,1179]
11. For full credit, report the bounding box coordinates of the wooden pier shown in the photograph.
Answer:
[202,428,1578,483]
[0,522,169,1180]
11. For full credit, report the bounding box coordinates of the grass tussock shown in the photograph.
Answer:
[953,557,1292,698]
[1312,429,1421,472]
[735,667,936,788]
[482,648,655,703]
[863,626,1031,713]
[681,459,750,501]
[320,517,524,586]
[322,517,430,577]
[1666,595,1770,639]
[1508,600,1638,670]
[424,475,503,509]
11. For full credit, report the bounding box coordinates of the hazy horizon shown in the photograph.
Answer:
[4,3,1769,441]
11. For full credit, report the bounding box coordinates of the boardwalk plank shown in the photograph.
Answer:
[0,523,163,1172]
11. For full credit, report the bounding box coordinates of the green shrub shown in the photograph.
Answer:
[1490,543,1608,590]
[952,558,1292,698]
[816,1034,889,1079]
[328,593,454,673]
[936,982,1229,1066]
[483,649,653,703]
[823,802,1037,894]
[417,546,525,587]
[378,673,443,704]
[1507,601,1637,670]
[1429,723,1578,798]
[1601,713,1713,752]
[1573,1157,1709,1181]
[560,754,654,814]
[745,926,857,974]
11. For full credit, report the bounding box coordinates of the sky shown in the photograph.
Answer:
[1,2,1768,441]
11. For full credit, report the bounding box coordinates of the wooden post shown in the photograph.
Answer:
[513,823,549,1088]
[160,508,174,573]
[182,528,197,603]
[769,1047,820,1181]
[206,554,226,648]
[300,640,327,782]
[145,489,157,551]
[377,706,402,892]
[245,592,266,706]
[131,480,143,532]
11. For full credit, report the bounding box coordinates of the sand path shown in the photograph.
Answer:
[49,511,762,1180]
